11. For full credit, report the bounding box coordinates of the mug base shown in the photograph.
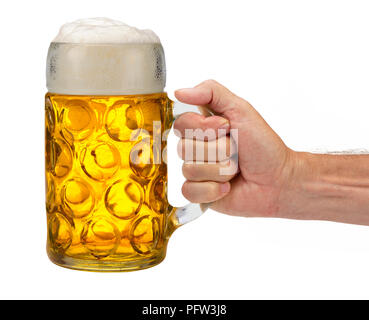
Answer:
[47,250,166,272]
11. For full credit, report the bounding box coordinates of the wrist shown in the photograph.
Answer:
[276,150,310,220]
[278,150,369,225]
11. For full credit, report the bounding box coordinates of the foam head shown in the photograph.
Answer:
[46,18,166,95]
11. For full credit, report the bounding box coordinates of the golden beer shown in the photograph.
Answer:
[45,93,180,271]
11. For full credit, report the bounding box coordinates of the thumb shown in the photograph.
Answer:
[174,79,252,122]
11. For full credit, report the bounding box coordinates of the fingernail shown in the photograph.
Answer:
[220,182,231,194]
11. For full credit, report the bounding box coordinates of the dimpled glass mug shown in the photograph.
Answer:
[45,18,208,272]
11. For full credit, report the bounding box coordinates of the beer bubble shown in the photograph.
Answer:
[80,217,120,258]
[129,216,160,255]
[129,138,160,178]
[105,179,143,220]
[46,138,73,178]
[45,97,55,134]
[61,100,95,141]
[105,101,143,142]
[80,141,120,181]
[61,179,95,219]
[48,213,73,252]
[149,175,168,214]
[45,174,56,214]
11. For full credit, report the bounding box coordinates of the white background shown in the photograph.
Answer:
[0,0,369,299]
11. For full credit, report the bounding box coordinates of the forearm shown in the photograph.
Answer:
[280,152,369,225]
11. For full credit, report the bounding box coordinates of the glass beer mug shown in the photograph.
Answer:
[45,19,208,271]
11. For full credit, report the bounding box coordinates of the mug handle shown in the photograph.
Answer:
[168,100,213,228]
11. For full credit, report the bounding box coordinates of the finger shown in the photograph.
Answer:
[182,181,231,203]
[174,112,230,140]
[178,135,237,162]
[209,175,250,215]
[175,79,251,120]
[182,159,239,182]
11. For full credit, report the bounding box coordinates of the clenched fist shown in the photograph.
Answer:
[174,80,369,225]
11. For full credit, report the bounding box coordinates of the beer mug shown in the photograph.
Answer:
[45,18,209,271]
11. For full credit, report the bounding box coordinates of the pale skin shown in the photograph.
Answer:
[174,80,369,226]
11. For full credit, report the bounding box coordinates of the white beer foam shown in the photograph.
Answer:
[47,18,165,95]
[53,17,161,44]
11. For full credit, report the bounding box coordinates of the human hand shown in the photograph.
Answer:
[174,80,296,218]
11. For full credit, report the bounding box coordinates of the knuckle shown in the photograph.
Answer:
[205,79,217,85]
[205,79,218,86]
[226,107,243,119]
[199,79,218,88]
